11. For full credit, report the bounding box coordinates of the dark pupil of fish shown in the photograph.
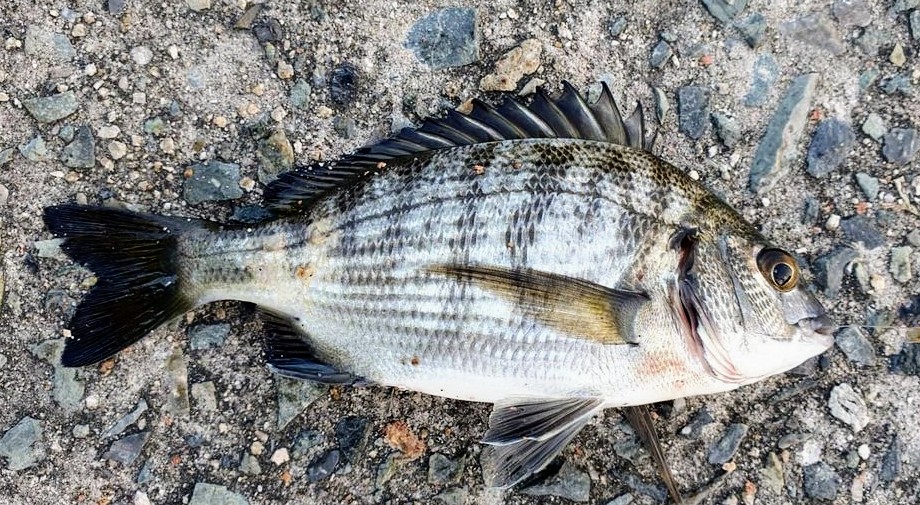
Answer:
[772,263,793,287]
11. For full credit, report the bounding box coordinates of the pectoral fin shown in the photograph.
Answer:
[428,265,648,345]
[481,397,605,488]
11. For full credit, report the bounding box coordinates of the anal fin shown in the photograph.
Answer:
[260,311,357,384]
[481,397,605,488]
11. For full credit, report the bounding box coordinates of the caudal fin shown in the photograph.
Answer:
[43,204,202,367]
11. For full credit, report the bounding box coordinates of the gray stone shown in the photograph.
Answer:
[31,339,84,411]
[61,126,95,169]
[290,79,312,109]
[707,423,748,464]
[882,128,918,165]
[814,247,858,298]
[881,73,913,96]
[428,453,461,485]
[892,0,919,12]
[257,130,294,183]
[908,229,920,247]
[0,148,14,167]
[700,0,749,24]
[649,40,671,68]
[188,323,230,350]
[239,453,261,475]
[678,86,710,140]
[911,10,920,41]
[0,417,44,471]
[803,462,841,501]
[521,461,591,502]
[276,377,323,430]
[333,116,357,139]
[143,117,166,136]
[103,399,149,438]
[841,216,885,249]
[861,113,887,141]
[24,26,75,61]
[253,19,283,43]
[652,87,669,123]
[405,8,479,69]
[890,246,913,283]
[335,416,369,456]
[856,27,884,55]
[835,327,876,366]
[130,46,153,66]
[103,432,150,464]
[614,471,667,502]
[806,118,855,178]
[745,54,778,107]
[292,430,325,459]
[679,407,714,438]
[608,16,628,37]
[58,125,75,142]
[780,14,845,55]
[890,340,920,375]
[72,424,90,439]
[189,483,248,505]
[191,381,218,411]
[376,452,408,487]
[854,173,879,201]
[183,160,243,204]
[832,0,872,27]
[329,62,359,106]
[136,459,154,484]
[19,136,49,162]
[735,12,767,48]
[828,383,870,432]
[777,432,812,449]
[880,435,901,483]
[606,494,635,505]
[435,488,468,505]
[108,0,126,14]
[307,449,341,481]
[23,92,79,123]
[749,74,818,194]
[859,67,880,90]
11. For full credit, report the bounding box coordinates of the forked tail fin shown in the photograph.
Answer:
[43,204,204,367]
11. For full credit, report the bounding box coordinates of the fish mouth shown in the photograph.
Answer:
[797,313,836,349]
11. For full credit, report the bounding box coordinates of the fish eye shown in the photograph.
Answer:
[757,248,799,292]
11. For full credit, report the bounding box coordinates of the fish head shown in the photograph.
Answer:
[675,230,835,385]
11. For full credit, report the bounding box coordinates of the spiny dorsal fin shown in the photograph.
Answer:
[264,81,650,214]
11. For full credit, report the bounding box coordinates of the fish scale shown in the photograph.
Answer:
[44,82,834,492]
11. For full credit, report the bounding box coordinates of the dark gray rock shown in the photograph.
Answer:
[880,435,901,483]
[613,471,667,502]
[835,327,876,366]
[189,483,248,505]
[231,205,273,224]
[20,136,51,161]
[777,432,812,449]
[292,430,325,459]
[376,452,407,487]
[239,453,261,475]
[58,125,75,142]
[802,196,820,225]
[108,0,126,14]
[700,0,748,23]
[832,0,871,27]
[307,449,341,481]
[183,160,243,204]
[749,74,818,193]
[859,67,880,90]
[856,27,884,55]
[814,247,858,298]
[23,92,79,123]
[679,407,714,439]
[253,19,283,43]
[435,488,468,505]
[335,416,369,456]
[608,16,628,37]
[522,461,591,502]
[881,73,913,96]
[188,323,230,350]
[428,453,462,485]
[735,12,767,48]
[333,116,357,139]
[103,432,150,464]
[840,216,885,249]
[882,128,918,165]
[606,494,635,505]
[649,40,671,68]
[136,459,154,484]
[329,62,359,106]
[0,417,44,471]
[769,378,818,404]
[24,26,75,61]
[653,87,668,123]
[276,377,323,430]
[911,10,920,40]
[806,118,855,178]
[707,423,748,464]
[780,14,845,55]
[745,54,778,107]
[890,340,920,375]
[803,462,841,501]
[405,8,479,69]
[61,126,95,169]
[0,147,14,167]
[290,79,312,109]
[102,399,149,438]
[678,86,710,140]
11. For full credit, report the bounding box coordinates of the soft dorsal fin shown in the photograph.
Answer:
[264,81,650,214]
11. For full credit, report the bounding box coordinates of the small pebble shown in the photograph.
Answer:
[130,46,153,66]
[854,172,879,201]
[307,449,341,481]
[735,12,767,48]
[479,39,541,92]
[428,453,461,485]
[61,126,95,169]
[708,423,749,464]
[22,92,79,123]
[271,448,290,466]
[184,160,244,204]
[804,462,841,501]
[828,383,870,432]
[835,327,876,366]
[832,0,872,27]
[0,417,44,471]
[890,246,913,283]
[857,444,870,460]
[841,215,885,249]
[276,377,323,430]
[188,483,247,505]
[102,399,148,438]
[186,0,211,12]
[277,61,294,80]
[880,435,901,482]
[521,461,591,502]
[329,62,359,105]
[882,128,919,165]
[780,13,845,55]
[806,118,855,178]
[19,136,49,162]
[188,323,230,350]
[861,113,887,141]
[649,40,671,68]
[814,247,857,298]
[335,416,369,456]
[700,0,748,23]
[257,130,295,183]
[239,453,261,475]
[405,8,479,69]
[108,141,127,160]
[745,54,778,107]
[889,43,906,67]
[678,86,710,140]
[103,432,149,464]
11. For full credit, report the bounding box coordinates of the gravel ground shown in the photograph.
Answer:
[1,1,919,504]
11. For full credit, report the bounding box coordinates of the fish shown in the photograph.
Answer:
[42,81,835,493]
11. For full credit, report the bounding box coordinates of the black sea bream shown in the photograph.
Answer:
[43,82,834,488]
